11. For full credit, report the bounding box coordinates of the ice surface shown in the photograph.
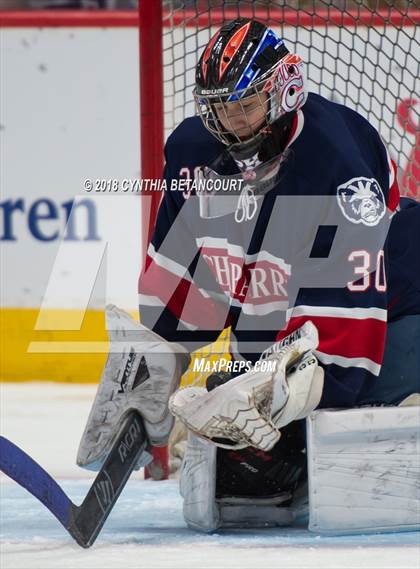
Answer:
[1,383,419,569]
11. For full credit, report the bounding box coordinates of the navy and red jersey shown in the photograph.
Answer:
[138,92,420,409]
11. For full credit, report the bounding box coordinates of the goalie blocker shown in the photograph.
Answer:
[77,305,190,472]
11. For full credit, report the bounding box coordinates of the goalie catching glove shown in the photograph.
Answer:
[77,305,190,470]
[169,321,324,452]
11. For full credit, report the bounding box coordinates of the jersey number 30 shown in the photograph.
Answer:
[347,250,386,292]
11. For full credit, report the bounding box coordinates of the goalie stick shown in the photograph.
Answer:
[0,410,148,548]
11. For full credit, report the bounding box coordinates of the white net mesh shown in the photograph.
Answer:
[162,0,419,199]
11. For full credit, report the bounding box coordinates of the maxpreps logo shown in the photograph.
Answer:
[337,177,386,227]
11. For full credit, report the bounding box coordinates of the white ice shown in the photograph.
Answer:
[1,383,419,569]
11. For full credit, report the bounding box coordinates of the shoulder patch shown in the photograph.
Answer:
[337,177,386,226]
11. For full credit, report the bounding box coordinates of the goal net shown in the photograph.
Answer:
[161,0,419,195]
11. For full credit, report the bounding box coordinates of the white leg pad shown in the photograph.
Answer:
[180,432,220,532]
[307,406,420,534]
[180,433,297,531]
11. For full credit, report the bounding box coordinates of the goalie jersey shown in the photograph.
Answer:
[138,93,420,409]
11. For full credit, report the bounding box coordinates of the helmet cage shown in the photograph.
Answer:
[194,53,307,146]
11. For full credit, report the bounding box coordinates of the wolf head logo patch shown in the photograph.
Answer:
[337,177,386,226]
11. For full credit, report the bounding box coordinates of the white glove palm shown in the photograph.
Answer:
[170,369,280,451]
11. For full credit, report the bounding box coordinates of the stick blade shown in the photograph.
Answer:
[70,411,148,547]
[0,411,148,548]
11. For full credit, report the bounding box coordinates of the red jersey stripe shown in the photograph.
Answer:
[276,314,386,365]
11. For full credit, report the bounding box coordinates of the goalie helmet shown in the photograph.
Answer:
[194,18,307,150]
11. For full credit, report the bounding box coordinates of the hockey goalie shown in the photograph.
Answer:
[78,19,420,535]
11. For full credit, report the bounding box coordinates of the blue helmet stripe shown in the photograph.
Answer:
[228,30,285,102]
